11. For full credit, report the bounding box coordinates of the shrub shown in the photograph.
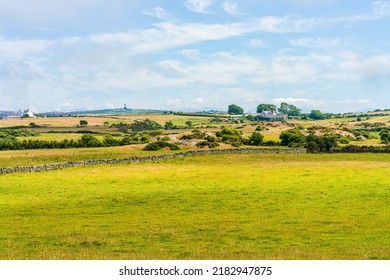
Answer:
[130,119,162,132]
[247,132,264,146]
[279,129,306,147]
[143,141,180,151]
[380,129,390,144]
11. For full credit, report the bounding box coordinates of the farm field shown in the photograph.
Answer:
[0,153,389,260]
[0,145,188,168]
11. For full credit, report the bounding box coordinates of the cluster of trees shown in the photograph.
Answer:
[164,120,193,130]
[258,102,302,116]
[228,102,358,121]
[111,119,195,133]
[279,129,338,153]
[0,134,149,151]
[177,128,268,148]
[111,119,162,133]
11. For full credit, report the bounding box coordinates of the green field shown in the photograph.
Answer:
[1,153,389,260]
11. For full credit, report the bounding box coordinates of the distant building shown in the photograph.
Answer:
[23,109,35,118]
[253,111,288,121]
[229,114,244,120]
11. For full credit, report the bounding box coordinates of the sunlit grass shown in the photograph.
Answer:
[0,153,389,260]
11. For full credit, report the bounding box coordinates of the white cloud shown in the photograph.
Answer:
[0,0,99,24]
[0,37,52,61]
[333,99,373,105]
[89,21,252,54]
[184,0,213,14]
[372,1,390,17]
[290,37,350,49]
[177,49,200,59]
[223,1,241,15]
[167,99,183,106]
[193,97,204,104]
[143,7,170,20]
[248,39,265,48]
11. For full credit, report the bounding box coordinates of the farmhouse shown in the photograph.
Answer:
[254,111,288,121]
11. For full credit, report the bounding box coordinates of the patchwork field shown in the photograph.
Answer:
[0,153,389,260]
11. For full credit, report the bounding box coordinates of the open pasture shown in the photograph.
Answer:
[0,153,389,260]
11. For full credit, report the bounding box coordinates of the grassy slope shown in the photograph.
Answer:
[0,153,389,260]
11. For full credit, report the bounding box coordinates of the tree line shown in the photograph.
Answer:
[0,133,148,151]
[227,102,350,120]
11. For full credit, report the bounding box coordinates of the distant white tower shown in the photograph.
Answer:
[124,104,128,110]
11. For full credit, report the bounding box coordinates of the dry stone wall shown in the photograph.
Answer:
[0,148,306,175]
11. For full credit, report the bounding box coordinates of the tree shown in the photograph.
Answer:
[306,134,338,153]
[78,134,101,147]
[278,102,301,116]
[257,104,277,113]
[228,104,244,115]
[103,135,120,147]
[379,129,390,144]
[185,121,193,127]
[310,110,324,120]
[246,114,254,121]
[164,121,175,130]
[79,120,88,126]
[248,132,264,146]
[130,119,162,132]
[279,129,306,147]
[216,127,243,147]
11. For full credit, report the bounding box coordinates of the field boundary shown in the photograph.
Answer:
[0,148,306,175]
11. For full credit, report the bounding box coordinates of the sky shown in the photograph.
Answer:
[0,0,390,113]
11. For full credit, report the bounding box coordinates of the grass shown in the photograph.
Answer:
[17,133,123,142]
[0,153,389,260]
[0,145,191,167]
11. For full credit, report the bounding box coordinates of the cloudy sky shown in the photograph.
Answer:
[1,0,389,113]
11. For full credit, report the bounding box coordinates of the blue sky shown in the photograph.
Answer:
[1,0,389,113]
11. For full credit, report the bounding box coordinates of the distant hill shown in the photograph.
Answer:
[42,108,166,116]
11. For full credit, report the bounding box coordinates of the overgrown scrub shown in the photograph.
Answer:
[216,127,244,147]
[279,129,338,153]
[143,141,180,151]
[0,133,148,151]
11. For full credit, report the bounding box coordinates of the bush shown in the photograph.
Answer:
[79,120,88,126]
[380,129,390,144]
[196,135,220,148]
[179,130,206,140]
[143,141,180,151]
[247,132,264,146]
[130,119,162,132]
[216,127,244,147]
[279,129,306,147]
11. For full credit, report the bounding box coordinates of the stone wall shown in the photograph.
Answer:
[0,148,306,175]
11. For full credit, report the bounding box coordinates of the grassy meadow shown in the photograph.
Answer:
[1,153,389,260]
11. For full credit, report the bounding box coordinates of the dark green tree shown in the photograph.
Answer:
[278,102,301,116]
[79,120,88,126]
[279,129,306,147]
[380,129,390,144]
[257,104,277,113]
[78,134,101,147]
[228,104,244,115]
[310,110,324,120]
[248,132,264,146]
[164,121,175,130]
